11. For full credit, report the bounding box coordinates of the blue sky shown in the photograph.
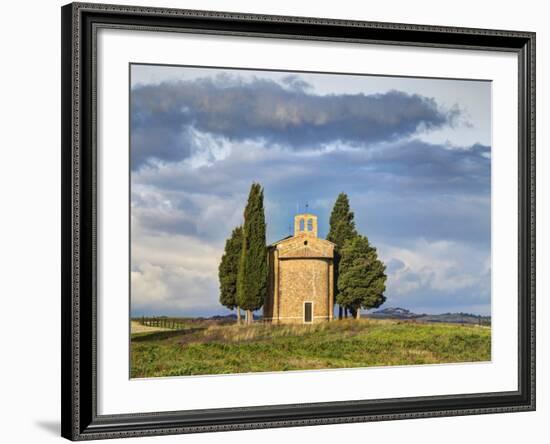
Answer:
[130,64,491,317]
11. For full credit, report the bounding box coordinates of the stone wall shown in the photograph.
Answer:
[277,258,331,323]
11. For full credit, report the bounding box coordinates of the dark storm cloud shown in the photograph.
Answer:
[347,141,491,194]
[135,138,490,197]
[130,77,458,169]
[132,138,490,248]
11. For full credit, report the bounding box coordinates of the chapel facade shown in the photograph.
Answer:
[263,213,335,324]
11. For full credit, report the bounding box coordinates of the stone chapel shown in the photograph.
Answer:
[263,213,335,324]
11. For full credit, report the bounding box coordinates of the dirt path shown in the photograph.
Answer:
[131,321,170,334]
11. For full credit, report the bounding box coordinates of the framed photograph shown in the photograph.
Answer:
[61,2,536,440]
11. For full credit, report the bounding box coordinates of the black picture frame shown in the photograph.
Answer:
[61,2,536,440]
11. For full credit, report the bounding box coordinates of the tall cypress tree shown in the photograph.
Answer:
[337,235,387,319]
[218,226,243,324]
[237,183,268,324]
[326,193,358,319]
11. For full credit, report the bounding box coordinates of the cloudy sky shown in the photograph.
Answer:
[130,64,491,317]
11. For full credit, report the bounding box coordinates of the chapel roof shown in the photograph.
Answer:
[269,234,335,248]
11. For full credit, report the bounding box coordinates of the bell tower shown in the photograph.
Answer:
[294,213,318,238]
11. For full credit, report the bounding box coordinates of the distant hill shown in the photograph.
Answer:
[366,307,491,326]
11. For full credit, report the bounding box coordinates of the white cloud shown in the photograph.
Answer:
[131,220,225,315]
[378,238,490,313]
[183,127,232,168]
[131,262,169,305]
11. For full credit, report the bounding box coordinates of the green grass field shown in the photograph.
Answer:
[130,318,491,378]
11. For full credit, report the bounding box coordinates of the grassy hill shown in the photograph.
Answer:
[130,318,491,378]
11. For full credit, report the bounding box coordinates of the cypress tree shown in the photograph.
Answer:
[218,226,243,324]
[237,183,268,324]
[326,193,358,319]
[337,235,387,319]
